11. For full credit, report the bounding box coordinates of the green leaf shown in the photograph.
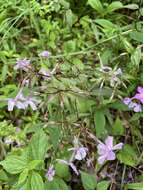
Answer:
[55,163,70,179]
[18,168,29,185]
[97,181,110,190]
[107,1,123,13]
[1,64,8,83]
[48,126,61,150]
[31,172,44,190]
[45,178,69,190]
[112,117,124,136]
[81,171,97,190]
[95,19,115,29]
[124,4,139,10]
[117,144,138,166]
[27,160,43,170]
[130,31,143,43]
[0,156,28,174]
[28,129,49,160]
[87,0,103,13]
[131,47,142,67]
[125,183,143,190]
[94,110,106,138]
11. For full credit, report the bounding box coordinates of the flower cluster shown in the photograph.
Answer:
[123,86,143,112]
[8,91,38,111]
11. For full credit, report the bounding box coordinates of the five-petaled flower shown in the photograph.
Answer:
[97,136,123,164]
[45,165,55,181]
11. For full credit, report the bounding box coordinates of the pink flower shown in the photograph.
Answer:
[97,136,123,165]
[14,58,30,71]
[39,50,51,58]
[133,86,143,103]
[68,147,88,161]
[45,165,55,181]
[57,159,79,175]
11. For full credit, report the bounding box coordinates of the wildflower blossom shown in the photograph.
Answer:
[8,91,38,111]
[8,92,26,111]
[123,97,142,112]
[57,159,79,175]
[14,58,30,71]
[133,86,143,103]
[45,165,55,181]
[68,147,88,161]
[24,96,38,110]
[39,50,51,58]
[97,136,123,164]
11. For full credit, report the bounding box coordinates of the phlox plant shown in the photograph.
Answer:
[0,0,143,190]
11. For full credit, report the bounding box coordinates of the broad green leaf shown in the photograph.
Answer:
[112,117,124,136]
[55,163,70,179]
[130,31,143,43]
[48,126,61,150]
[107,1,123,13]
[28,129,49,160]
[0,156,28,174]
[0,169,8,182]
[45,178,69,190]
[95,19,115,29]
[88,0,103,13]
[81,171,97,190]
[97,181,110,190]
[31,172,44,190]
[117,144,138,166]
[94,110,106,138]
[125,183,143,190]
[124,4,139,10]
[27,160,43,170]
[18,168,29,185]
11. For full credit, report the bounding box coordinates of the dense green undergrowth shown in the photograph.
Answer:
[0,0,143,189]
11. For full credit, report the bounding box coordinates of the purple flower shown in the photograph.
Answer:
[8,92,26,111]
[39,50,51,58]
[14,58,30,71]
[132,103,142,112]
[24,97,38,110]
[133,86,143,103]
[123,97,142,112]
[123,97,132,105]
[57,159,79,175]
[68,147,88,161]
[97,136,123,165]
[8,91,38,111]
[45,165,55,181]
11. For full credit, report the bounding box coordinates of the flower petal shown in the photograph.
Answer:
[105,136,113,150]
[106,150,116,161]
[98,155,106,165]
[137,86,143,94]
[113,143,123,150]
